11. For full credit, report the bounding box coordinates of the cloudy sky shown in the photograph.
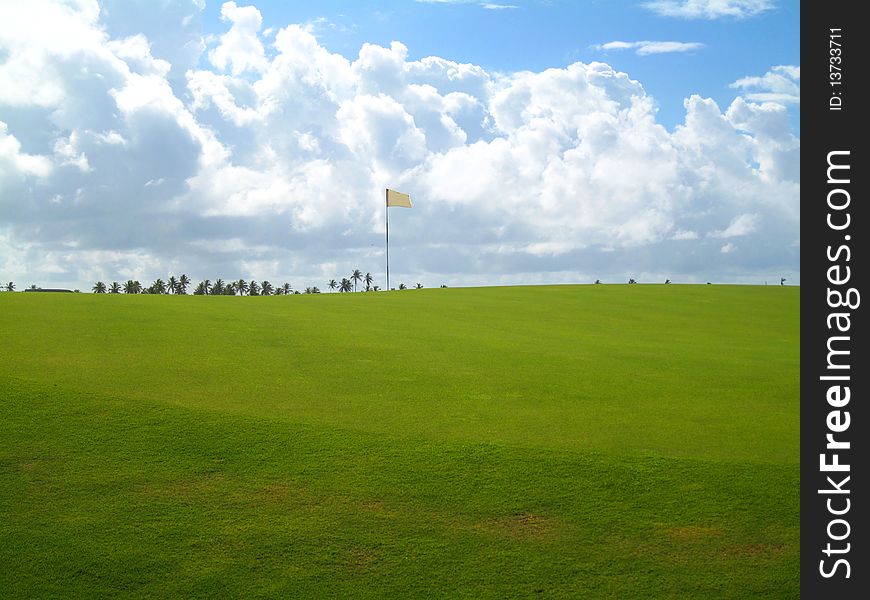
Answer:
[0,0,800,291]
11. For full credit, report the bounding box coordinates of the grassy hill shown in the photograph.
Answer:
[0,285,799,598]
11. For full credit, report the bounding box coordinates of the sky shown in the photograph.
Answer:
[0,0,800,291]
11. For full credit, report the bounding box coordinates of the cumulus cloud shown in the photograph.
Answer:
[642,0,775,19]
[208,1,267,75]
[0,1,799,290]
[595,40,704,55]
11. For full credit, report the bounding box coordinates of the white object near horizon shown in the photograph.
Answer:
[385,189,412,291]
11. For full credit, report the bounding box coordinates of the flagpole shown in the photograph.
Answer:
[385,188,390,291]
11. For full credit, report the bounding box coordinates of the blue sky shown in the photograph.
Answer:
[1,0,800,290]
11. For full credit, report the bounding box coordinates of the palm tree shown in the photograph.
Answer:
[328,279,337,293]
[92,281,107,293]
[193,282,206,295]
[364,272,373,290]
[373,286,380,291]
[340,278,352,293]
[223,284,236,296]
[399,283,407,290]
[109,281,122,294]
[281,282,291,295]
[179,274,190,294]
[351,269,362,292]
[123,280,141,294]
[152,279,167,294]
[211,279,224,295]
[415,283,423,289]
[167,276,178,294]
[202,279,211,295]
[4,282,14,292]
[261,281,274,296]
[235,279,248,296]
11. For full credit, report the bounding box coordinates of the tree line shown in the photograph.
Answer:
[83,270,427,295]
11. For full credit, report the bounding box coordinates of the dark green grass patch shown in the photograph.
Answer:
[0,285,799,597]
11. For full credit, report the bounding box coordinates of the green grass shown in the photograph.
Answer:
[0,285,799,598]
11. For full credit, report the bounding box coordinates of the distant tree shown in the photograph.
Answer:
[202,279,211,295]
[109,281,122,294]
[340,278,352,293]
[780,277,786,286]
[211,279,224,295]
[167,276,178,294]
[261,281,274,296]
[4,282,13,292]
[236,279,248,296]
[594,280,601,284]
[248,280,260,296]
[92,281,107,293]
[628,278,637,284]
[179,274,190,294]
[151,279,167,294]
[373,286,380,291]
[123,280,141,294]
[351,269,363,292]
[399,283,407,290]
[364,272,373,290]
[440,284,448,288]
[415,283,423,289]
[665,279,671,284]
[223,284,236,296]
[281,282,291,295]
[328,279,337,292]
[193,282,206,295]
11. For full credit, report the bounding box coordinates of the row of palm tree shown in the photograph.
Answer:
[326,270,391,293]
[8,274,425,295]
[92,277,294,296]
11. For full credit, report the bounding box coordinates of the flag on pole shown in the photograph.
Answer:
[386,189,412,208]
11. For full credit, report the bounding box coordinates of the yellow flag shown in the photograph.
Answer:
[386,189,412,208]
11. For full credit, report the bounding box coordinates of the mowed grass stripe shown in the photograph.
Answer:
[2,377,798,599]
[0,285,798,462]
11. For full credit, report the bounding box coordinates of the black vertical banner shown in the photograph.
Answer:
[802,2,867,597]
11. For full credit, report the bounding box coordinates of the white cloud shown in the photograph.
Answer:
[208,1,267,75]
[710,213,761,238]
[730,65,799,105]
[0,122,53,178]
[642,0,775,19]
[596,40,704,55]
[483,3,518,9]
[672,229,698,240]
[0,1,800,290]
